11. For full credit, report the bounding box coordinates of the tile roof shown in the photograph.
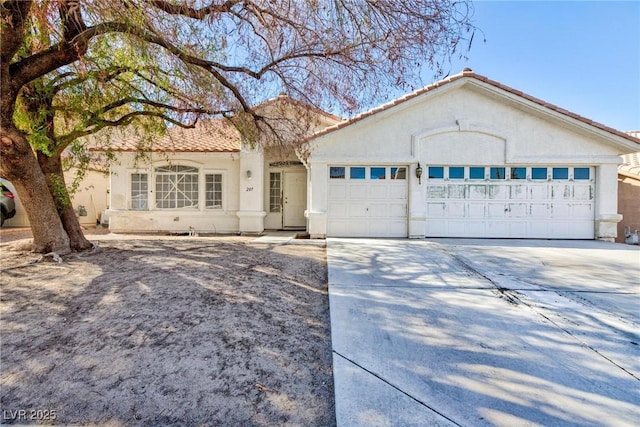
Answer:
[105,119,241,153]
[308,69,640,147]
[619,133,640,177]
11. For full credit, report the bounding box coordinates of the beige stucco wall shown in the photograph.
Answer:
[616,173,640,243]
[307,80,637,239]
[107,152,243,234]
[1,168,108,228]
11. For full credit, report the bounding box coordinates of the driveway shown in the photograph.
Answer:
[327,238,640,427]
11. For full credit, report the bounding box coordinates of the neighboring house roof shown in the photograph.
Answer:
[307,68,640,148]
[619,152,640,177]
[257,93,343,124]
[619,132,640,177]
[106,119,241,153]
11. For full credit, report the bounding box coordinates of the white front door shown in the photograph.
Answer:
[283,171,307,228]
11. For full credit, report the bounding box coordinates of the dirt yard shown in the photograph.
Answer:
[0,234,335,426]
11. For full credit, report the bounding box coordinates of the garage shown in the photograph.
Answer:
[305,70,640,241]
[327,165,408,237]
[425,165,595,238]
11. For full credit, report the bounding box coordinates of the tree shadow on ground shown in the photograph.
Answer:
[0,237,335,426]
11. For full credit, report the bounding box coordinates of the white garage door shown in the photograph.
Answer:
[328,165,408,237]
[425,166,595,239]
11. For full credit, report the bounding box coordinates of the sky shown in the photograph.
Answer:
[421,0,640,132]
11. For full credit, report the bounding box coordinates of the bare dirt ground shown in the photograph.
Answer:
[0,233,335,426]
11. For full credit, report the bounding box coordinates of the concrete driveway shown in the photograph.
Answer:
[327,238,640,427]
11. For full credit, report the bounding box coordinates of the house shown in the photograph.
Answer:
[105,70,640,240]
[104,95,340,234]
[617,141,640,243]
[304,69,640,241]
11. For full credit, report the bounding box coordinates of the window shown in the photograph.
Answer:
[532,167,547,180]
[552,167,569,180]
[428,166,444,179]
[155,165,199,209]
[370,167,386,180]
[574,168,590,180]
[510,167,526,180]
[449,167,464,179]
[469,167,485,180]
[131,173,148,210]
[490,167,506,180]
[330,166,345,179]
[350,167,366,179]
[269,172,281,212]
[390,167,406,180]
[206,174,223,209]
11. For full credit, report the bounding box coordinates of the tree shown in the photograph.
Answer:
[1,0,475,254]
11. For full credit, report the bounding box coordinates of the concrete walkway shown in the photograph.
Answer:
[327,238,640,427]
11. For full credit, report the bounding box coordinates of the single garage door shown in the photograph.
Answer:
[425,166,594,239]
[328,165,408,237]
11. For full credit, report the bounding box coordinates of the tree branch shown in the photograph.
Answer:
[144,0,242,19]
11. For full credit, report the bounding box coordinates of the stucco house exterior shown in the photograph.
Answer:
[104,96,340,234]
[104,70,640,240]
[304,69,640,241]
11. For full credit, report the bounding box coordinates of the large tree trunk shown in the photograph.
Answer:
[0,126,71,254]
[37,152,92,251]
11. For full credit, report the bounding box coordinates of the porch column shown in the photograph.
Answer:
[237,146,266,234]
[594,164,622,241]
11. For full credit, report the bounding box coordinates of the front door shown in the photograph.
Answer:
[283,171,307,228]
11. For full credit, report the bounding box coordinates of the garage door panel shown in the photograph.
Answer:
[468,203,485,218]
[328,201,348,217]
[392,185,408,199]
[447,202,465,217]
[469,185,487,199]
[551,203,571,218]
[387,203,407,217]
[349,184,368,199]
[348,203,369,217]
[529,186,549,199]
[573,203,594,219]
[427,202,446,217]
[510,185,528,199]
[487,203,506,218]
[508,203,528,218]
[427,185,446,198]
[368,185,389,199]
[448,185,467,199]
[530,203,549,218]
[509,221,528,237]
[329,183,347,199]
[573,185,592,200]
[368,202,389,217]
[551,184,572,200]
[488,185,509,199]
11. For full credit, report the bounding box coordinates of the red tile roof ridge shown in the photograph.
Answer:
[306,69,640,147]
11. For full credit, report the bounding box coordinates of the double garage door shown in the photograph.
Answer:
[424,166,595,239]
[327,164,595,239]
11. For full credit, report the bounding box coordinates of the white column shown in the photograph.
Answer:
[237,146,266,234]
[307,162,328,238]
[594,164,622,241]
